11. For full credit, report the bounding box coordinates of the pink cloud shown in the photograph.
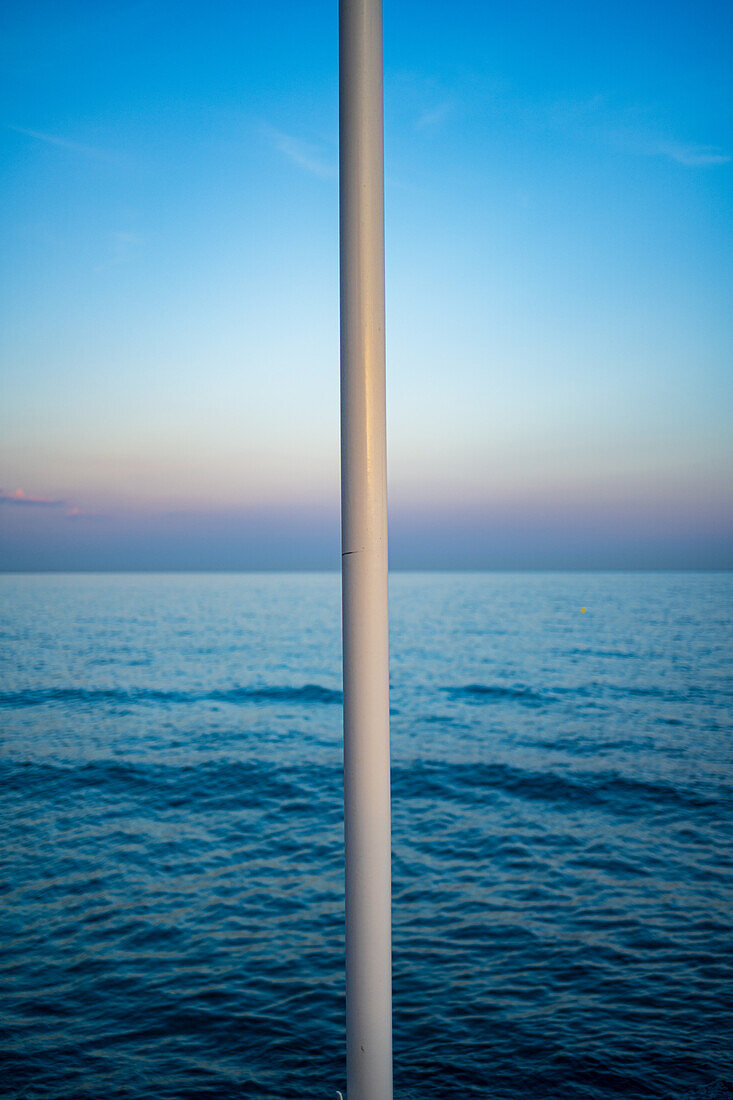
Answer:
[0,488,101,518]
[64,506,104,520]
[0,488,66,507]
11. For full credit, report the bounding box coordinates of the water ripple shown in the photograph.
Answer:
[1,571,731,1099]
[0,682,342,710]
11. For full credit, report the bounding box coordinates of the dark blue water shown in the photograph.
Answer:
[1,572,731,1099]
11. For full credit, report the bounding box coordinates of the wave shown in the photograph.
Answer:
[0,757,316,809]
[444,683,548,706]
[445,680,698,707]
[0,683,343,710]
[5,755,727,819]
[391,760,730,815]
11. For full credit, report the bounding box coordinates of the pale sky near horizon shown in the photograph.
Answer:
[1,0,732,569]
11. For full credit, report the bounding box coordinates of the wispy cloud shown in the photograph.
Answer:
[0,488,65,507]
[64,506,103,521]
[654,140,730,167]
[543,98,730,170]
[265,127,335,179]
[95,230,145,271]
[112,231,143,261]
[388,70,461,135]
[9,124,113,162]
[0,488,100,519]
[416,99,455,131]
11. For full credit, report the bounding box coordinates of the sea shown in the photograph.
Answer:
[1,571,731,1099]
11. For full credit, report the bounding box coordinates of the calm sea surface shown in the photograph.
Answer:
[1,572,731,1099]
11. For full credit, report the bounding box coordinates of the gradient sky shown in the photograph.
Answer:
[1,0,731,569]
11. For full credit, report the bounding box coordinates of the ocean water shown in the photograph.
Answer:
[1,571,731,1100]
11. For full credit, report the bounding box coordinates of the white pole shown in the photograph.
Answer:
[339,0,392,1097]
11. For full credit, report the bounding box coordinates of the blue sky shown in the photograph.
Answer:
[1,0,731,569]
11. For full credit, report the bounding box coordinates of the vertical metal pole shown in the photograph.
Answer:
[339,1,392,1097]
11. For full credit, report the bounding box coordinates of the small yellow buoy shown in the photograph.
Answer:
[581,607,587,613]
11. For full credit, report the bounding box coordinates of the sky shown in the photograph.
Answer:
[1,0,731,570]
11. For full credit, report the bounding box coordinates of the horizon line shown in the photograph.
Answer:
[1,567,731,577]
